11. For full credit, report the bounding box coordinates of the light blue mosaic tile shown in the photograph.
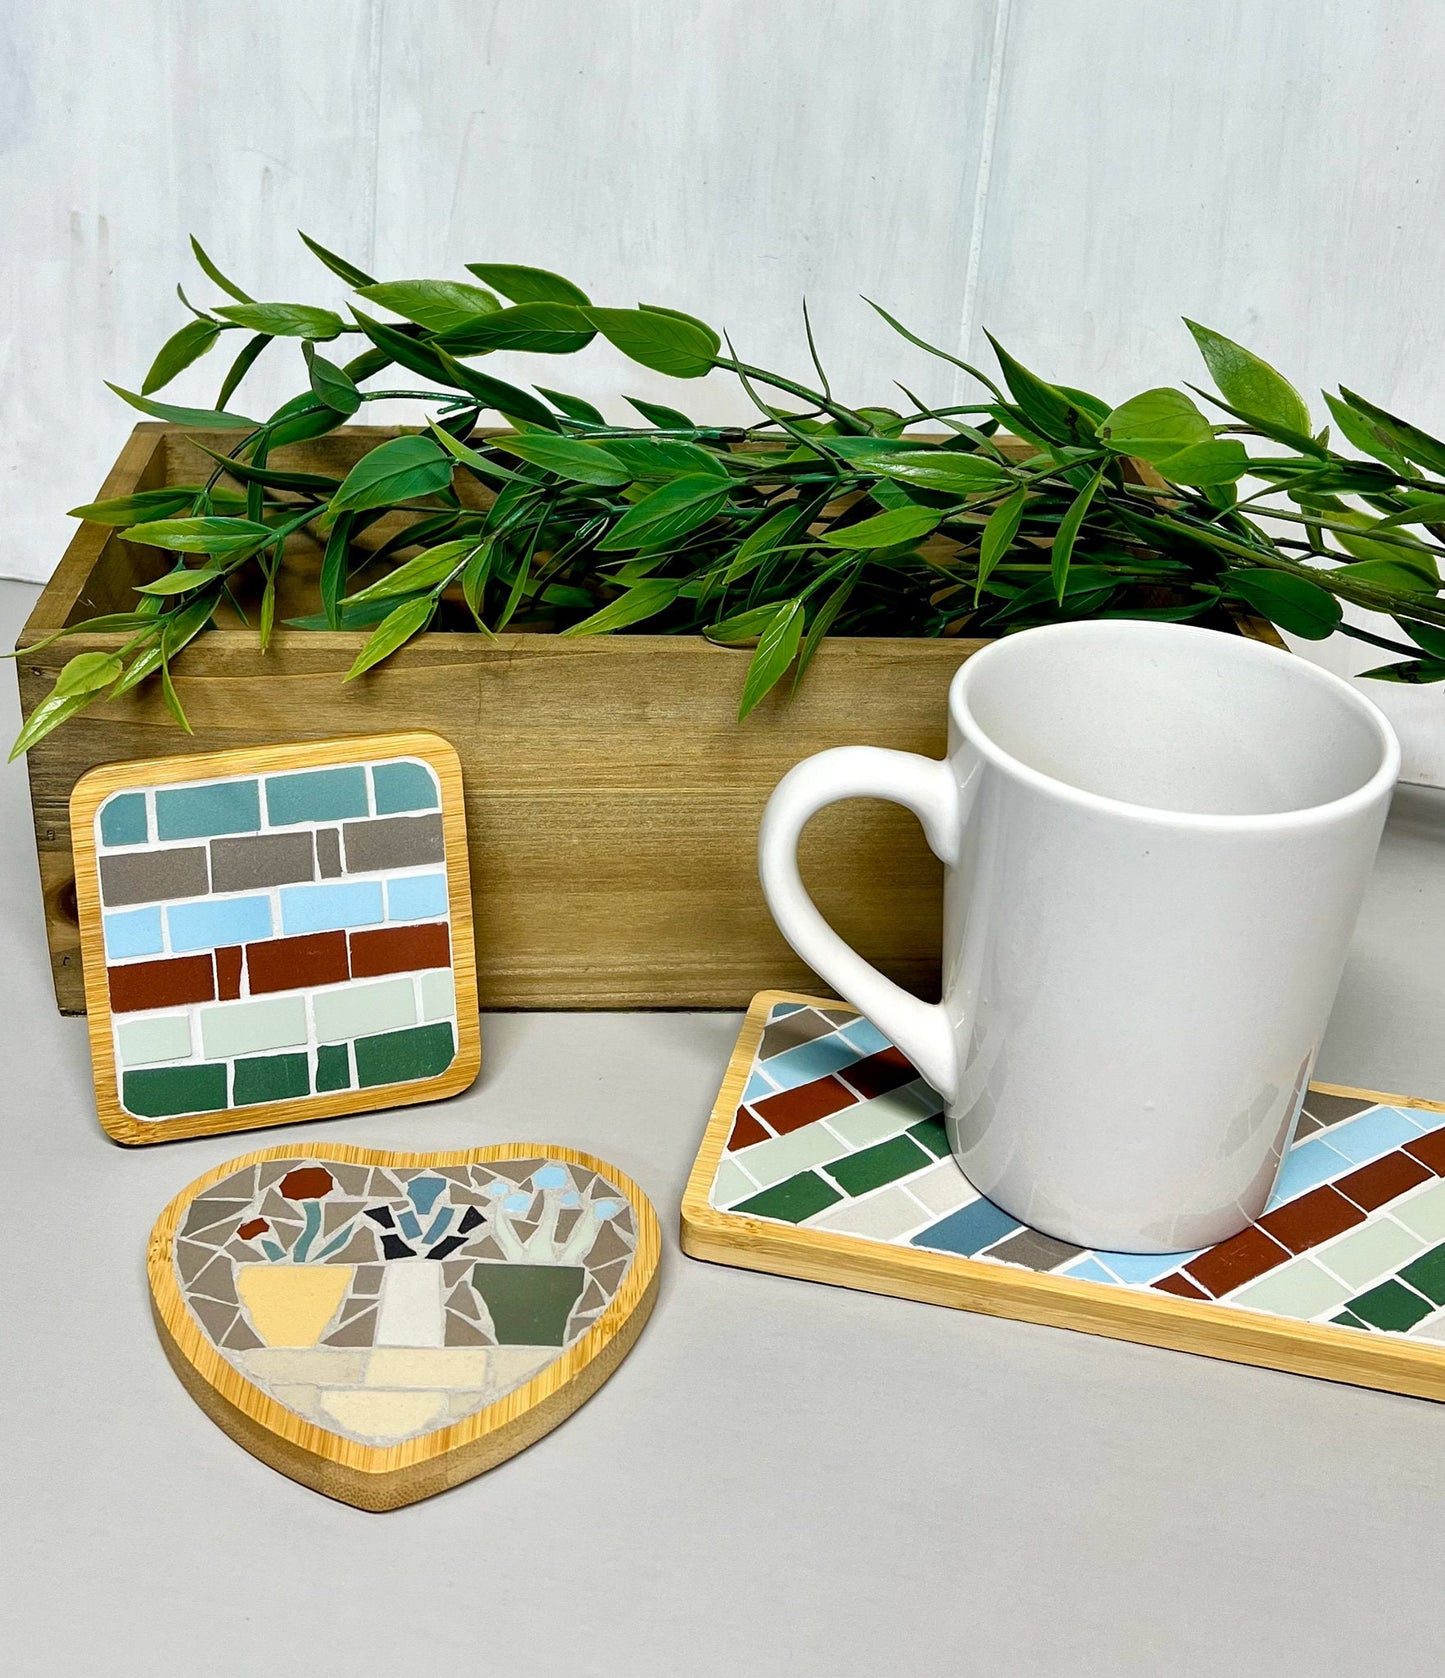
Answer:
[103,906,163,959]
[279,879,385,936]
[742,1067,778,1104]
[372,760,440,815]
[837,1017,892,1057]
[1321,1105,1433,1166]
[762,1032,865,1091]
[155,779,260,841]
[1059,1256,1120,1285]
[1093,1247,1203,1285]
[770,1003,805,1018]
[167,894,273,951]
[386,871,449,922]
[1267,1137,1351,1207]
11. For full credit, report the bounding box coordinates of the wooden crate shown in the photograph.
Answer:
[15,424,1279,1014]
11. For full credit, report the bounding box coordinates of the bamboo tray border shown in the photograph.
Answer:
[680,990,1445,1404]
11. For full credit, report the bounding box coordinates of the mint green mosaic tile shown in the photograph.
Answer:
[1231,1258,1352,1320]
[729,1122,846,1191]
[1391,1180,1445,1244]
[824,1081,938,1148]
[116,1013,192,1067]
[200,995,308,1060]
[1314,1217,1425,1290]
[313,977,416,1043]
[419,968,456,1023]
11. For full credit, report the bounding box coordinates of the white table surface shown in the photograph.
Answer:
[4,577,1444,1678]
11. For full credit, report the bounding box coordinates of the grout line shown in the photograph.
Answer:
[952,0,1013,403]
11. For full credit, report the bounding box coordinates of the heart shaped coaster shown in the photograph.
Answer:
[148,1143,659,1509]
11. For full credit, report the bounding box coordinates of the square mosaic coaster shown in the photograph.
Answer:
[71,731,480,1144]
[680,991,1445,1403]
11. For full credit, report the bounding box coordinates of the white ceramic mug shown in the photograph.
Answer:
[759,620,1400,1253]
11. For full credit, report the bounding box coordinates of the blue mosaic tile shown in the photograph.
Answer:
[911,1197,1020,1257]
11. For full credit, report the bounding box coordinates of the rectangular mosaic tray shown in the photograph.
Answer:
[72,731,480,1144]
[680,991,1445,1403]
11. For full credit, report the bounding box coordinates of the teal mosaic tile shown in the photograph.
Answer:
[100,792,148,847]
[264,766,369,827]
[372,760,440,815]
[155,779,260,841]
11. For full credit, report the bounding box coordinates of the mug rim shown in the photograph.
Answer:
[948,619,1401,831]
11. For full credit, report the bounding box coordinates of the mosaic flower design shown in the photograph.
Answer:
[174,1156,638,1445]
[710,1001,1445,1341]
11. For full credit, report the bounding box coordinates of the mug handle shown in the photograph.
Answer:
[759,745,961,1102]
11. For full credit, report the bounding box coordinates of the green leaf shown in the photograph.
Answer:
[69,488,199,526]
[560,578,681,636]
[705,603,790,645]
[134,567,227,596]
[1321,391,1412,475]
[435,302,595,356]
[1402,619,1445,660]
[491,433,630,486]
[861,297,1004,398]
[725,504,807,583]
[320,511,353,629]
[1227,569,1342,640]
[1336,387,1445,477]
[346,539,478,603]
[1153,439,1251,486]
[1327,506,1439,572]
[1376,493,1445,529]
[189,235,253,303]
[824,503,941,551]
[124,516,274,555]
[1185,320,1310,437]
[1052,467,1104,601]
[142,319,226,394]
[626,395,694,428]
[1358,657,1445,684]
[738,599,804,719]
[159,650,192,731]
[215,332,272,410]
[465,263,591,306]
[329,435,454,513]
[52,650,123,698]
[793,566,860,692]
[192,442,341,493]
[1187,383,1324,457]
[599,436,728,481]
[985,334,1079,444]
[427,424,527,486]
[353,279,502,335]
[585,307,719,378]
[215,303,344,340]
[596,474,730,551]
[1332,558,1441,593]
[433,353,562,429]
[1099,387,1211,460]
[9,687,102,761]
[345,595,436,680]
[827,436,1009,493]
[976,487,1027,602]
[537,387,605,425]
[298,230,376,288]
[261,392,348,451]
[306,348,361,416]
[349,308,453,383]
[107,382,257,429]
[461,540,495,630]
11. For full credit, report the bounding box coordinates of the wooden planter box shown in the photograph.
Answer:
[17,424,1279,1015]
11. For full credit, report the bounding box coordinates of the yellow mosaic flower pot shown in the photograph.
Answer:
[236,1263,354,1348]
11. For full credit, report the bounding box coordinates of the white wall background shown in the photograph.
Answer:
[3,0,1444,769]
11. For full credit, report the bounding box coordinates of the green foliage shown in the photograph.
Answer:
[17,236,1445,756]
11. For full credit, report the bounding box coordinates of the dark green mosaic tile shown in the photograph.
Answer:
[470,1263,586,1347]
[353,1021,456,1088]
[825,1133,931,1196]
[232,1052,310,1107]
[1332,1309,1370,1330]
[315,1042,352,1093]
[123,1062,228,1118]
[734,1171,842,1224]
[908,1114,950,1159]
[1399,1242,1445,1307]
[1346,1278,1435,1332]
